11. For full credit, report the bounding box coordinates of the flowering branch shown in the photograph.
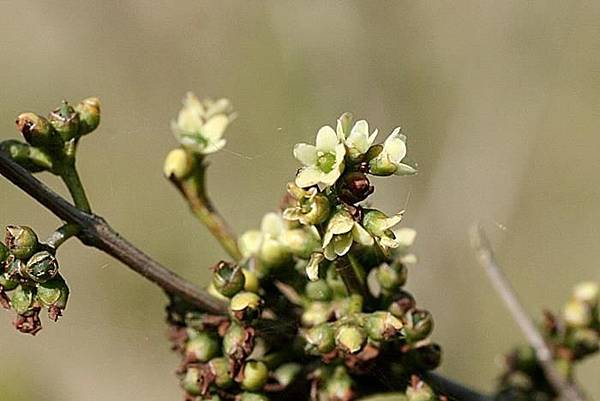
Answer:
[0,150,227,314]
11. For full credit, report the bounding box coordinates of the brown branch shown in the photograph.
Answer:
[470,224,585,401]
[0,151,227,314]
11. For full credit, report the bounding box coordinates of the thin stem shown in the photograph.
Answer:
[60,164,91,212]
[335,255,367,297]
[46,223,79,249]
[470,224,585,401]
[174,160,242,261]
[0,151,227,314]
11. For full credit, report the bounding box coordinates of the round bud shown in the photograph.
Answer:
[48,101,80,141]
[241,360,269,391]
[405,310,434,343]
[365,311,404,342]
[163,148,195,180]
[280,229,320,259]
[36,274,69,310]
[259,238,291,269]
[376,263,402,291]
[24,251,59,283]
[0,273,19,291]
[240,392,270,401]
[301,302,332,327]
[406,378,436,401]
[242,269,260,293]
[325,366,355,401]
[229,291,263,322]
[273,363,301,387]
[208,357,234,388]
[388,290,416,318]
[563,299,592,328]
[9,285,34,315]
[223,322,254,360]
[337,172,374,204]
[304,323,336,355]
[75,97,101,135]
[336,324,366,354]
[181,366,202,396]
[185,332,220,362]
[16,113,61,148]
[305,280,333,302]
[212,261,245,298]
[5,225,38,260]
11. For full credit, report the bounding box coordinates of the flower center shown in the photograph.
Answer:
[317,152,336,173]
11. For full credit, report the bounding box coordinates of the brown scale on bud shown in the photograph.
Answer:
[14,307,42,335]
[337,172,374,205]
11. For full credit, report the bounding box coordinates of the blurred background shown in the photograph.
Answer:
[1,1,599,400]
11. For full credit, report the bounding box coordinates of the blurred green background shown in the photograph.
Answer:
[1,1,599,400]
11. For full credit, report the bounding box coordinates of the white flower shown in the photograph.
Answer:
[171,92,235,155]
[369,128,416,176]
[322,208,373,261]
[342,120,378,160]
[238,212,291,268]
[394,228,417,264]
[294,126,346,189]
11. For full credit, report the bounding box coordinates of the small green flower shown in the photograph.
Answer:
[368,128,416,176]
[282,183,330,226]
[171,92,235,155]
[362,209,404,250]
[322,208,373,261]
[340,119,378,161]
[294,125,346,189]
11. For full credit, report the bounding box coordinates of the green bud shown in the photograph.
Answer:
[405,310,434,343]
[5,257,24,279]
[163,148,195,180]
[305,280,333,302]
[223,322,254,360]
[563,299,592,328]
[212,261,245,298]
[23,251,59,283]
[325,366,354,401]
[208,357,234,388]
[48,101,80,141]
[0,241,8,262]
[283,183,331,226]
[229,291,263,322]
[365,311,404,342]
[181,367,202,396]
[36,274,69,310]
[259,238,291,269]
[406,378,436,401]
[304,323,336,354]
[10,285,34,314]
[376,263,402,291]
[0,140,54,173]
[388,290,416,318]
[301,301,332,327]
[280,229,320,259]
[16,113,62,148]
[5,225,38,260]
[336,324,366,354]
[338,112,354,137]
[241,360,269,391]
[240,392,270,401]
[242,268,260,293]
[0,273,19,291]
[273,363,301,387]
[185,332,220,362]
[75,97,101,135]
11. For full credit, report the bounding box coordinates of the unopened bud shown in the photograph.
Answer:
[209,357,234,388]
[240,392,269,401]
[241,360,269,391]
[301,301,332,327]
[405,309,434,343]
[573,281,599,307]
[230,291,263,322]
[242,269,260,293]
[212,261,245,298]
[280,229,320,259]
[181,366,203,396]
[273,363,301,387]
[48,101,80,141]
[336,324,366,354]
[365,311,404,342]
[0,273,19,291]
[23,251,59,283]
[305,280,333,302]
[5,225,38,260]
[185,332,220,362]
[406,377,436,401]
[563,299,592,328]
[9,285,34,315]
[223,322,254,360]
[388,290,416,318]
[75,97,101,135]
[0,140,54,173]
[337,172,374,204]
[163,148,195,180]
[36,274,69,321]
[304,323,336,354]
[376,263,402,291]
[325,366,355,401]
[16,113,61,147]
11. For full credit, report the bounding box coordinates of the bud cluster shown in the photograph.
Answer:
[1,97,100,174]
[495,281,599,401]
[0,226,69,334]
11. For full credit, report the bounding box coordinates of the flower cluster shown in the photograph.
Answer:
[0,226,69,335]
[496,281,599,401]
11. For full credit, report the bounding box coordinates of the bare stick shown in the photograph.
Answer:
[470,224,584,401]
[0,151,227,315]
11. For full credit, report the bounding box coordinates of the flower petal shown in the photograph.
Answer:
[394,228,416,248]
[315,125,338,152]
[306,253,324,281]
[261,212,284,237]
[202,139,226,154]
[352,223,374,246]
[202,115,229,141]
[296,166,322,188]
[333,233,353,256]
[293,143,317,166]
[383,128,407,163]
[327,209,355,235]
[324,243,337,261]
